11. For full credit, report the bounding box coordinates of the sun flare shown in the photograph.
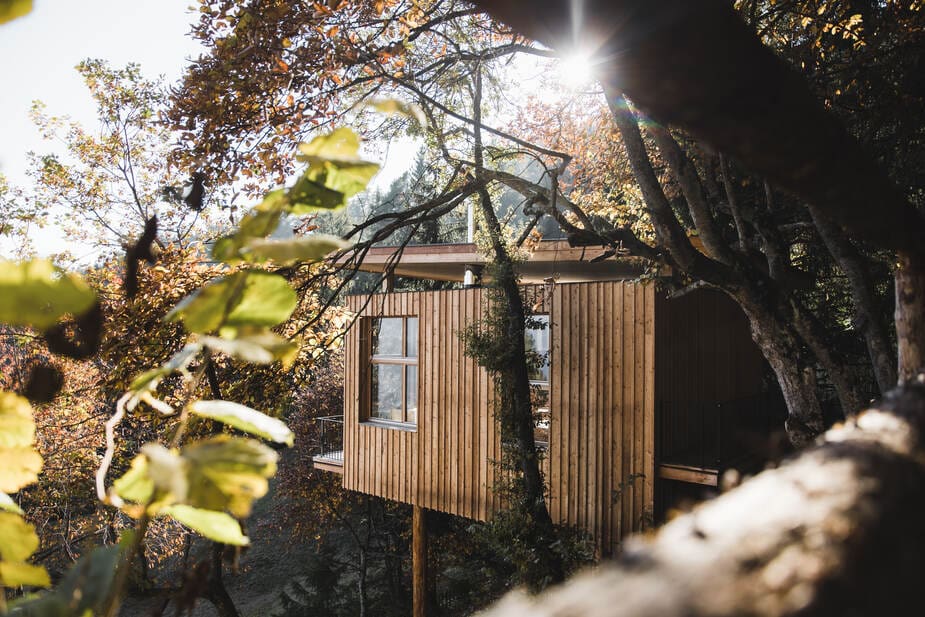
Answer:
[557,48,597,90]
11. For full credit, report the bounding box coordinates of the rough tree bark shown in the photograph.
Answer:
[609,88,830,444]
[895,254,925,384]
[480,384,925,617]
[808,207,897,393]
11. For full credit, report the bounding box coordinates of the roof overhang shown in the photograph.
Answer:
[342,240,645,284]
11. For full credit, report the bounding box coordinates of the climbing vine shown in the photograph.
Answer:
[462,262,592,591]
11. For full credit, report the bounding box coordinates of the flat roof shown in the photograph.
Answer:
[343,240,645,283]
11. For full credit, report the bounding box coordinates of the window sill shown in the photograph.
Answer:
[361,418,417,432]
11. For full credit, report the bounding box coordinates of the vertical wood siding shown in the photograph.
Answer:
[545,282,656,555]
[343,289,502,519]
[342,282,656,553]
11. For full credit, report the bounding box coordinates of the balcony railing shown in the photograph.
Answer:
[315,415,344,466]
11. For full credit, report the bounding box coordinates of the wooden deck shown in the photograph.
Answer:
[657,463,718,487]
[313,452,344,475]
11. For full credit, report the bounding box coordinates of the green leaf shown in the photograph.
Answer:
[112,454,154,506]
[184,436,277,517]
[0,392,35,448]
[225,271,297,331]
[0,259,96,330]
[166,271,297,334]
[240,234,351,265]
[189,400,294,446]
[140,444,189,503]
[286,172,348,212]
[0,0,32,25]
[19,544,123,614]
[162,505,250,546]
[200,329,299,366]
[296,127,362,163]
[129,343,202,392]
[0,492,22,515]
[0,447,42,493]
[114,437,277,518]
[287,162,380,214]
[287,128,379,213]
[212,208,283,264]
[0,512,39,562]
[0,393,41,493]
[312,161,380,200]
[0,562,50,587]
[254,188,289,213]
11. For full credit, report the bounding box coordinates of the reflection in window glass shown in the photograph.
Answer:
[406,365,418,424]
[368,316,419,425]
[525,315,550,383]
[372,317,403,356]
[532,387,550,446]
[371,363,403,421]
[406,318,418,357]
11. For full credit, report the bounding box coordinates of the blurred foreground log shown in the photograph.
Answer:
[483,384,925,616]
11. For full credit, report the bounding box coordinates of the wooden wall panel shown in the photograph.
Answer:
[546,281,656,555]
[343,289,501,520]
[342,282,657,555]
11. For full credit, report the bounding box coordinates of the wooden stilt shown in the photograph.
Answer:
[412,505,428,617]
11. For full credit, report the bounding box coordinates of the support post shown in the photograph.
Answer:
[412,505,428,617]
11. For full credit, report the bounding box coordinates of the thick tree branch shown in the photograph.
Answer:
[647,125,735,265]
[606,89,726,282]
[809,207,897,393]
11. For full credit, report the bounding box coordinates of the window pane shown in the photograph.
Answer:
[372,318,403,357]
[371,364,403,421]
[525,315,550,383]
[406,318,419,358]
[406,365,418,423]
[532,386,550,446]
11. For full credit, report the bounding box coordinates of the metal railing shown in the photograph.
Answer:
[316,415,344,463]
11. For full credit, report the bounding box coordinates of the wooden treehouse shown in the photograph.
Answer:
[314,240,780,614]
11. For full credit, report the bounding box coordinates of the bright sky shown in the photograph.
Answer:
[0,1,203,185]
[0,4,589,259]
[0,2,420,259]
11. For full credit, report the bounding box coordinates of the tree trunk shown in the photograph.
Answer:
[476,186,565,584]
[482,384,925,617]
[473,62,564,585]
[810,207,897,393]
[203,543,241,617]
[357,546,368,617]
[786,298,863,417]
[896,252,925,383]
[735,293,825,446]
[612,88,827,445]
